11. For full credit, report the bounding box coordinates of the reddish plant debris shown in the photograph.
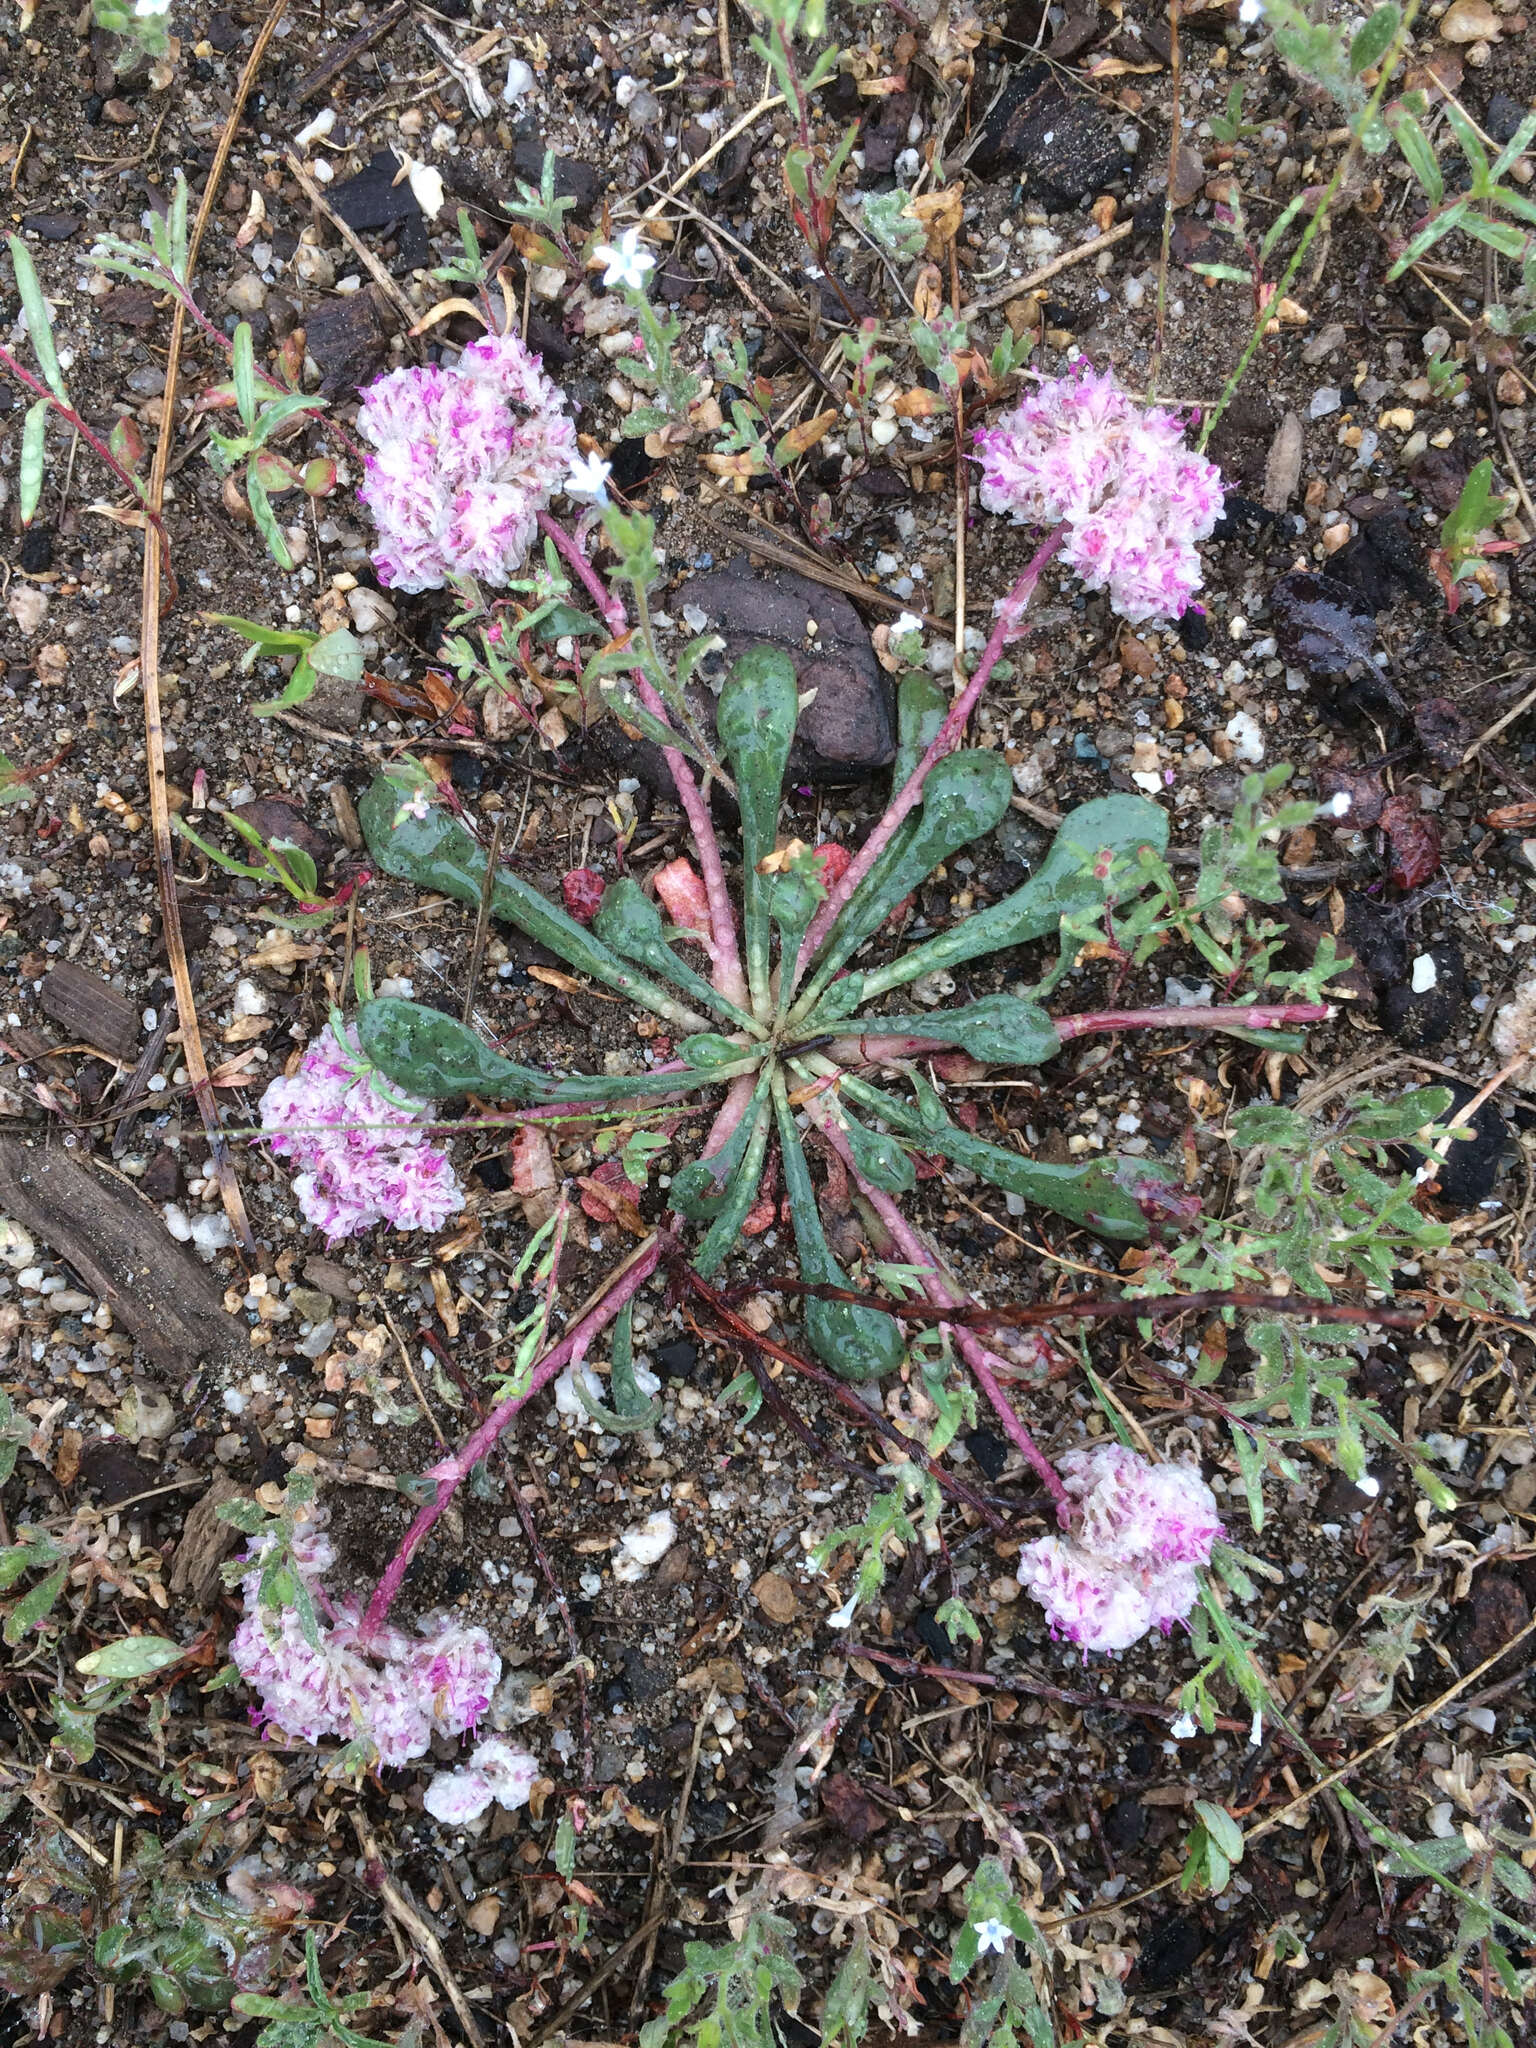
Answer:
[561,867,605,923]
[577,1158,644,1226]
[511,1127,557,1194]
[1317,758,1386,829]
[742,1151,779,1235]
[1380,793,1442,890]
[653,857,711,936]
[811,841,852,887]
[820,1770,887,1840]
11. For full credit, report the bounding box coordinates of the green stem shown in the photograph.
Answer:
[1198,4,1418,452]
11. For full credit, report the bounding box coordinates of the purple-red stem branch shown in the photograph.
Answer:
[807,1102,1069,1513]
[1056,1002,1332,1040]
[830,1002,1332,1065]
[537,512,749,1012]
[0,346,173,570]
[361,1236,661,1638]
[793,525,1067,982]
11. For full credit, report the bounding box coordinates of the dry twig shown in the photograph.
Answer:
[137,0,292,1258]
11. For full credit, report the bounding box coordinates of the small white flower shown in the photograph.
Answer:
[827,1591,861,1629]
[566,451,613,504]
[1170,1711,1198,1740]
[593,227,655,292]
[134,0,171,16]
[1238,0,1264,21]
[1356,1471,1381,1498]
[1326,790,1353,817]
[973,1917,1012,1956]
[891,610,924,638]
[1249,1710,1263,1747]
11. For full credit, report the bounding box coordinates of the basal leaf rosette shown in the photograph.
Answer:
[351,649,1192,1382]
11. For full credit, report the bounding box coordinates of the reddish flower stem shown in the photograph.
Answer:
[1055,1002,1332,1040]
[805,1102,1069,1513]
[360,1235,662,1638]
[536,512,749,1013]
[829,1003,1332,1066]
[792,525,1066,987]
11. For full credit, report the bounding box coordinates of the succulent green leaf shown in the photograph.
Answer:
[891,671,947,790]
[678,1032,753,1069]
[50,1691,102,1765]
[572,1302,663,1435]
[822,993,1061,1066]
[3,1562,67,1645]
[358,774,710,1031]
[244,465,293,571]
[803,749,1014,1000]
[671,1071,774,1221]
[774,1080,905,1380]
[1389,105,1444,203]
[694,1087,775,1274]
[841,1072,1160,1240]
[231,322,259,429]
[716,646,799,1015]
[593,877,757,1030]
[761,856,825,967]
[1349,3,1399,74]
[356,994,736,1105]
[855,793,1169,1004]
[837,1105,916,1193]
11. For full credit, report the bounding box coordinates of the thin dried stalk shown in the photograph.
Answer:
[137,0,293,1258]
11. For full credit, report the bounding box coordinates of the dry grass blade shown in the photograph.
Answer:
[284,148,422,336]
[136,0,293,1261]
[353,1817,487,2047]
[703,513,950,630]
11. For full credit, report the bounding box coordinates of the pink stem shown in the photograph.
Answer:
[361,1237,662,1637]
[793,526,1066,986]
[829,1003,1332,1067]
[806,1103,1068,1512]
[699,1070,757,1160]
[537,512,749,1013]
[1056,1002,1332,1040]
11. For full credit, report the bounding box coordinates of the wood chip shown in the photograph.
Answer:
[169,1475,249,1603]
[1263,411,1305,514]
[40,961,142,1064]
[0,1135,250,1379]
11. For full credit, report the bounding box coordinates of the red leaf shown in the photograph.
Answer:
[1380,793,1441,889]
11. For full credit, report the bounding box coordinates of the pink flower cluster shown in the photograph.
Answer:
[974,364,1226,624]
[231,1515,500,1768]
[259,1019,463,1242]
[357,330,577,592]
[1016,1443,1221,1655]
[424,1736,541,1826]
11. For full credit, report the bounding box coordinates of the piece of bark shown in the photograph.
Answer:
[0,1135,248,1378]
[169,1475,249,1603]
[40,961,142,1064]
[1263,412,1305,513]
